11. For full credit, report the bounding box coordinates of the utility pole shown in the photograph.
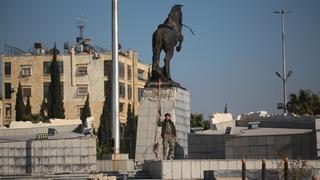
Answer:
[112,0,120,154]
[274,9,292,114]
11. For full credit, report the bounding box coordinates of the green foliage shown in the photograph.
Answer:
[80,94,91,127]
[97,92,112,158]
[287,90,320,116]
[15,83,25,121]
[124,104,138,158]
[39,98,48,122]
[190,113,204,127]
[190,113,210,130]
[48,44,65,119]
[25,95,32,116]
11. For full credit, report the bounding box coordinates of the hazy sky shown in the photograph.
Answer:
[1,0,319,118]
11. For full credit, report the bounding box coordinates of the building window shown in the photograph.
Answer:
[127,65,132,81]
[119,62,125,79]
[43,61,63,75]
[77,65,88,75]
[5,62,11,75]
[104,60,112,76]
[77,85,88,96]
[119,102,124,113]
[21,66,32,76]
[22,86,31,97]
[5,83,11,99]
[138,88,144,101]
[119,82,125,98]
[128,84,132,100]
[5,103,12,117]
[138,69,145,81]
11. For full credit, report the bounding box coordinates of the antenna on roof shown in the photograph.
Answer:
[76,15,87,39]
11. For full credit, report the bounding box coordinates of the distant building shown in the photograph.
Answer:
[0,40,150,128]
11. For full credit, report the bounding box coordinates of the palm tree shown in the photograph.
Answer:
[287,90,320,116]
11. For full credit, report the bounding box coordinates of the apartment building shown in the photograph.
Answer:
[0,42,150,128]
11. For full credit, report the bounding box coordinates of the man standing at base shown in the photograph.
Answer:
[158,113,176,160]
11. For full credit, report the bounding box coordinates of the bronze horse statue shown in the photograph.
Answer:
[151,4,184,85]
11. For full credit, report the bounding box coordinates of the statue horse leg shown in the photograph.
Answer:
[176,34,184,52]
[152,30,162,79]
[163,49,174,81]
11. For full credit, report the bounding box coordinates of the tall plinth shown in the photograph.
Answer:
[135,86,190,162]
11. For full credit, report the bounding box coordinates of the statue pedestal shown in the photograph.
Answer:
[135,86,190,162]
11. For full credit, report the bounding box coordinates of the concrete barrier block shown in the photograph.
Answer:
[56,139,65,147]
[71,139,80,147]
[209,160,219,170]
[56,157,64,164]
[227,160,237,170]
[191,160,201,179]
[73,147,80,156]
[48,140,57,148]
[89,138,96,147]
[81,156,89,164]
[89,155,96,164]
[89,147,96,156]
[172,161,182,179]
[246,160,255,169]
[56,148,65,156]
[49,157,57,165]
[181,160,191,179]
[42,157,49,165]
[65,148,72,156]
[162,161,173,179]
[73,156,80,164]
[81,147,89,155]
[218,160,228,170]
[41,140,48,148]
[49,148,57,156]
[65,156,73,164]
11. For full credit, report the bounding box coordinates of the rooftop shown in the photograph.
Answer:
[196,127,312,136]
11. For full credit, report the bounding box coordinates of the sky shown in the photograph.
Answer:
[0,0,319,119]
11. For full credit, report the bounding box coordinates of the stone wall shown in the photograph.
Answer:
[0,137,96,175]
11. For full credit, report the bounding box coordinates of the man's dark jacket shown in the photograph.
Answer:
[158,119,176,138]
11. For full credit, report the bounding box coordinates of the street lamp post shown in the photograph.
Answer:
[274,9,292,114]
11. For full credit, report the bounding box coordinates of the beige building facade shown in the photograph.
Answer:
[0,44,150,128]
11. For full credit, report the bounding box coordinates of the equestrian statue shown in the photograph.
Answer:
[149,4,184,87]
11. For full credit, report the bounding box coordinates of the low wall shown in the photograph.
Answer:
[0,124,79,137]
[0,137,96,175]
[96,159,134,172]
[188,134,225,159]
[236,119,315,129]
[144,159,320,179]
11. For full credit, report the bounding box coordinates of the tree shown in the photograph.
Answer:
[15,83,25,121]
[39,98,48,120]
[287,90,320,116]
[25,95,32,116]
[190,113,204,127]
[97,82,112,158]
[190,113,210,130]
[80,94,91,127]
[125,104,138,158]
[47,44,65,119]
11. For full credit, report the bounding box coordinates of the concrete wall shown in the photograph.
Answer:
[96,159,134,172]
[0,124,78,137]
[144,159,320,180]
[0,137,96,175]
[236,119,315,129]
[188,134,225,159]
[224,133,316,159]
[188,133,316,159]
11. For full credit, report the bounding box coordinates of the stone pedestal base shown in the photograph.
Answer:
[135,86,190,162]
